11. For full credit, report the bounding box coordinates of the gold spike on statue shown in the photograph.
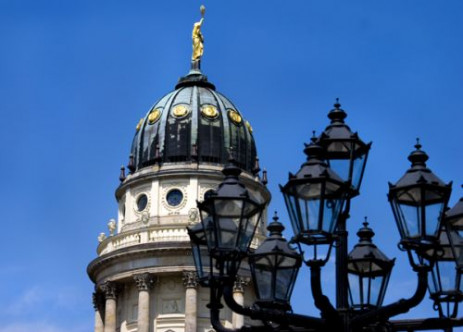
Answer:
[192,5,205,61]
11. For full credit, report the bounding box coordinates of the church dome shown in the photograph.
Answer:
[129,68,258,174]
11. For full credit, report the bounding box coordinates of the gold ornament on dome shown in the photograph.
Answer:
[172,105,189,118]
[246,121,253,134]
[192,5,206,61]
[148,108,161,124]
[228,109,242,125]
[136,118,144,131]
[201,105,218,119]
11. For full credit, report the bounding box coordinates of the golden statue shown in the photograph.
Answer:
[192,5,205,61]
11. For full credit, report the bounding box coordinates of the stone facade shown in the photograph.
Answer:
[88,161,269,331]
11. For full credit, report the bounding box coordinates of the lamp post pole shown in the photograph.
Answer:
[336,213,350,330]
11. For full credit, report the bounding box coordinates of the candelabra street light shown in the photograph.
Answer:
[188,100,463,332]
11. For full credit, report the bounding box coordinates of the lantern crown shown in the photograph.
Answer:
[348,220,395,273]
[393,140,449,189]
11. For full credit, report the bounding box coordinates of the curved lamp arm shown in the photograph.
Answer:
[310,263,341,325]
[221,280,326,330]
[351,266,429,329]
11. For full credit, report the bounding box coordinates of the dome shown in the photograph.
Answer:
[129,69,258,174]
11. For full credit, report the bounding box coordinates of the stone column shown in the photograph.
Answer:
[183,271,198,332]
[100,281,118,332]
[232,276,248,329]
[134,273,154,332]
[92,291,105,332]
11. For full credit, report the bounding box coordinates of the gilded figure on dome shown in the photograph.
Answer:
[192,5,205,61]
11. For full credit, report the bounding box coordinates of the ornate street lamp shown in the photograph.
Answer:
[197,162,268,277]
[388,140,452,262]
[347,219,395,311]
[428,224,463,318]
[249,213,302,311]
[187,219,217,286]
[317,99,371,193]
[280,139,348,255]
[187,99,463,332]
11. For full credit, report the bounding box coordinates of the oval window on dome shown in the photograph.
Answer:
[246,121,253,134]
[148,108,162,124]
[135,118,144,131]
[201,105,219,120]
[172,104,189,118]
[228,109,242,125]
[136,194,148,212]
[166,189,184,207]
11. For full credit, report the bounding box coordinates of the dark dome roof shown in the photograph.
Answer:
[129,69,258,174]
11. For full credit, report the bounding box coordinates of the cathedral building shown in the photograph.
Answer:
[87,7,270,332]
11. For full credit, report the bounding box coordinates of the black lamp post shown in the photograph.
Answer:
[347,219,395,311]
[316,100,372,311]
[187,101,463,332]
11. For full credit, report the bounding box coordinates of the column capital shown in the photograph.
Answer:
[100,280,118,300]
[134,273,155,291]
[182,270,198,289]
[233,276,249,293]
[92,291,105,311]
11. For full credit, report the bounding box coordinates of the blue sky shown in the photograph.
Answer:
[0,1,462,331]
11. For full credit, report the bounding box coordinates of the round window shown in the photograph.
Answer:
[166,189,184,207]
[137,194,148,211]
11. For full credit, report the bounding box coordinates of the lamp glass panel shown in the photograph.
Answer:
[284,192,301,235]
[202,215,217,249]
[396,203,421,238]
[441,261,458,292]
[253,259,273,300]
[322,198,344,233]
[425,202,445,237]
[298,197,320,232]
[352,153,367,190]
[429,263,439,294]
[348,273,361,307]
[369,275,384,306]
[192,244,205,278]
[216,218,239,249]
[238,212,261,250]
[328,159,350,185]
[275,267,295,301]
[348,272,386,308]
[430,261,458,295]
